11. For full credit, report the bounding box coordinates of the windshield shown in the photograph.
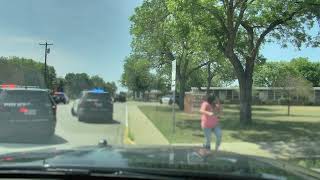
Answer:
[0,0,319,179]
[83,93,110,101]
[0,90,51,104]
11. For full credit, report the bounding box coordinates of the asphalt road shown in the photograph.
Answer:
[0,102,126,153]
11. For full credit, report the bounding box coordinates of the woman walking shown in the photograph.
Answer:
[200,94,223,151]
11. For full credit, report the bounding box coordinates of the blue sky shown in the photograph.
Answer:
[0,0,319,91]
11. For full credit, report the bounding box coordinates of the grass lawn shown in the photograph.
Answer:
[138,105,320,143]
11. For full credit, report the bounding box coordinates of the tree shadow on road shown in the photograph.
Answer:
[0,135,68,148]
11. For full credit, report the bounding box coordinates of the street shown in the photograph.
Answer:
[0,102,126,153]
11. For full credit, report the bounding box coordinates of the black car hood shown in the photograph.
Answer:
[0,145,319,179]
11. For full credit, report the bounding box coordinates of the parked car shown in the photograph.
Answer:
[0,84,57,140]
[160,94,179,105]
[71,89,113,122]
[53,92,69,104]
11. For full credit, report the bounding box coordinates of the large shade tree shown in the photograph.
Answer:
[173,0,320,124]
[130,0,234,109]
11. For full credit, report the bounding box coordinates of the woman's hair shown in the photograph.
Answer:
[203,93,216,104]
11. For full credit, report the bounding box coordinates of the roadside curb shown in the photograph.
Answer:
[124,126,135,145]
[123,103,135,145]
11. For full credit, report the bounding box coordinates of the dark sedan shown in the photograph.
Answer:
[71,89,113,122]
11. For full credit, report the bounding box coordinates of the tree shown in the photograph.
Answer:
[104,81,117,97]
[130,0,229,109]
[90,75,106,89]
[275,73,313,116]
[65,73,92,99]
[54,77,66,92]
[290,57,320,87]
[150,73,170,95]
[121,54,152,99]
[176,0,320,124]
[253,62,289,87]
[254,58,320,87]
[0,56,56,89]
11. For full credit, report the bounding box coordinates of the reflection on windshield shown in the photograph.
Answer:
[0,0,319,178]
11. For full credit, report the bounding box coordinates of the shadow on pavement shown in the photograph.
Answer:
[257,140,320,158]
[0,135,68,148]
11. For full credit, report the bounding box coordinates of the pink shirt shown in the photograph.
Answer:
[200,101,219,128]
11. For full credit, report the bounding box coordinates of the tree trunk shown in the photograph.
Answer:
[178,78,186,110]
[238,75,253,125]
[132,90,136,100]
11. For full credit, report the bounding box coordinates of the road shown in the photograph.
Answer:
[0,102,126,154]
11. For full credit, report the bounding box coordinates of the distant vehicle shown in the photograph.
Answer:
[114,92,126,102]
[160,95,173,105]
[0,84,57,140]
[71,89,113,122]
[160,94,180,105]
[53,92,69,104]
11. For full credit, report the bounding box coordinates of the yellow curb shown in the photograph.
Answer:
[124,127,135,145]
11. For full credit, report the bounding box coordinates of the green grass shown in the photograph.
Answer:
[138,105,320,143]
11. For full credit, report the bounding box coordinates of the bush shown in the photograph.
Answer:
[278,97,288,105]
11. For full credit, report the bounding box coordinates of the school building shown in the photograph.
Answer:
[184,87,320,113]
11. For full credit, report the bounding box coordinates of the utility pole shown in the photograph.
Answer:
[39,41,53,88]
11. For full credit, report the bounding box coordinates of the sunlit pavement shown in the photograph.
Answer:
[0,102,126,154]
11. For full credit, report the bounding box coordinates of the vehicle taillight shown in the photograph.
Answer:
[2,157,13,161]
[8,84,16,88]
[19,107,29,113]
[1,84,16,89]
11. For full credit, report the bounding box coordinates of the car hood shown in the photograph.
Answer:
[0,145,319,179]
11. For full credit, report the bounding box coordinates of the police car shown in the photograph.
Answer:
[71,89,113,122]
[0,84,57,141]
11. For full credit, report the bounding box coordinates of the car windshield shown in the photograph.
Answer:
[0,0,319,179]
[83,93,111,101]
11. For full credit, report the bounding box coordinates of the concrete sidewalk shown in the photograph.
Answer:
[127,102,169,145]
[173,142,274,158]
